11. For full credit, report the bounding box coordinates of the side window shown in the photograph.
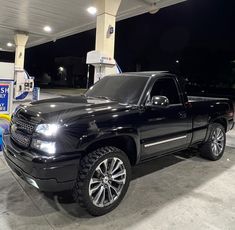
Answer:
[150,78,181,105]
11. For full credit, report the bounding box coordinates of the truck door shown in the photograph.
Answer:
[140,77,191,159]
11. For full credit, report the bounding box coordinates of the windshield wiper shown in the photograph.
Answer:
[94,96,117,101]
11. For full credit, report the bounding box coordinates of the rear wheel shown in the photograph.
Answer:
[200,123,226,161]
[73,146,131,216]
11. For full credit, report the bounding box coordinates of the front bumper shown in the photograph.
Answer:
[3,134,81,192]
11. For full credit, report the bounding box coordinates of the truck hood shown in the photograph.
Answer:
[20,95,130,122]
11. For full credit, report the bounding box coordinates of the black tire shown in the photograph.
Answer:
[73,146,131,216]
[200,123,226,161]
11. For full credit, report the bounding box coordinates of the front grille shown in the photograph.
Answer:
[11,117,36,135]
[11,130,31,148]
[10,109,39,148]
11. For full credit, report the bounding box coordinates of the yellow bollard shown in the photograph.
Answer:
[0,114,11,150]
[0,114,11,122]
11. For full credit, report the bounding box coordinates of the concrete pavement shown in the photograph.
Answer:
[1,145,235,230]
[0,90,234,230]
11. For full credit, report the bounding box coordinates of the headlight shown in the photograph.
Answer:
[36,124,60,136]
[31,139,56,154]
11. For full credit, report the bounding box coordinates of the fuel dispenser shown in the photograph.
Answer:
[0,62,35,149]
[0,62,14,150]
[0,62,14,114]
[86,50,122,86]
[14,68,34,100]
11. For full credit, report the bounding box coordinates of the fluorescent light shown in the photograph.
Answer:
[87,6,97,15]
[7,42,13,47]
[43,26,52,32]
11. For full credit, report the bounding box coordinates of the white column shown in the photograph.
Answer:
[95,0,121,76]
[14,33,28,70]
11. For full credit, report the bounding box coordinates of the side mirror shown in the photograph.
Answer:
[151,96,170,107]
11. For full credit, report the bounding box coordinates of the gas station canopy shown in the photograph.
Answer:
[0,0,186,52]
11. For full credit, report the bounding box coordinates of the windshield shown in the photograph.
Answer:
[85,75,149,104]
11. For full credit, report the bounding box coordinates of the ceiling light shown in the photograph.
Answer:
[148,2,159,14]
[7,42,13,47]
[87,6,97,15]
[43,26,52,32]
[58,66,64,72]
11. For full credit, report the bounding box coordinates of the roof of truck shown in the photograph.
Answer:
[121,71,170,77]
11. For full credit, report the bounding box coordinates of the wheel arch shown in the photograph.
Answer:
[204,117,227,143]
[85,135,140,166]
[210,117,227,132]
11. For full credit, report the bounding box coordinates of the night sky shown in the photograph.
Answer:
[1,0,235,89]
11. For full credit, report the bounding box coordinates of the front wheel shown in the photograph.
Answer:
[200,123,226,161]
[73,146,131,216]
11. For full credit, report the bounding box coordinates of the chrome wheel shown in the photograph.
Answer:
[89,157,126,208]
[211,127,225,156]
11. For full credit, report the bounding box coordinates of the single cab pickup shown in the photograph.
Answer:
[3,71,234,216]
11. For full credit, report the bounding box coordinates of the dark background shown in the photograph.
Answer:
[1,0,235,96]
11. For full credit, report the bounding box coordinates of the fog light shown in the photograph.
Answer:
[26,177,39,189]
[31,139,56,154]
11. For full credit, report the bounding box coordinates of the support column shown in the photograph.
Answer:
[95,0,121,76]
[14,33,28,70]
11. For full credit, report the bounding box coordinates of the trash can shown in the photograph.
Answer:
[0,115,10,151]
[0,127,4,151]
[32,87,40,101]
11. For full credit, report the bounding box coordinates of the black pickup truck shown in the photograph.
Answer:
[3,71,234,216]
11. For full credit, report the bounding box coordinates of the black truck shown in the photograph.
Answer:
[3,71,234,216]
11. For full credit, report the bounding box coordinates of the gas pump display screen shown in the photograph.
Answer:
[0,83,10,112]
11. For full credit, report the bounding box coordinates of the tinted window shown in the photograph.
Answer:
[150,78,181,104]
[85,75,148,104]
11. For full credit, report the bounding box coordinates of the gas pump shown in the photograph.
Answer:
[0,62,14,114]
[0,62,35,104]
[0,62,35,149]
[86,50,122,86]
[0,62,14,150]
[14,68,34,100]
